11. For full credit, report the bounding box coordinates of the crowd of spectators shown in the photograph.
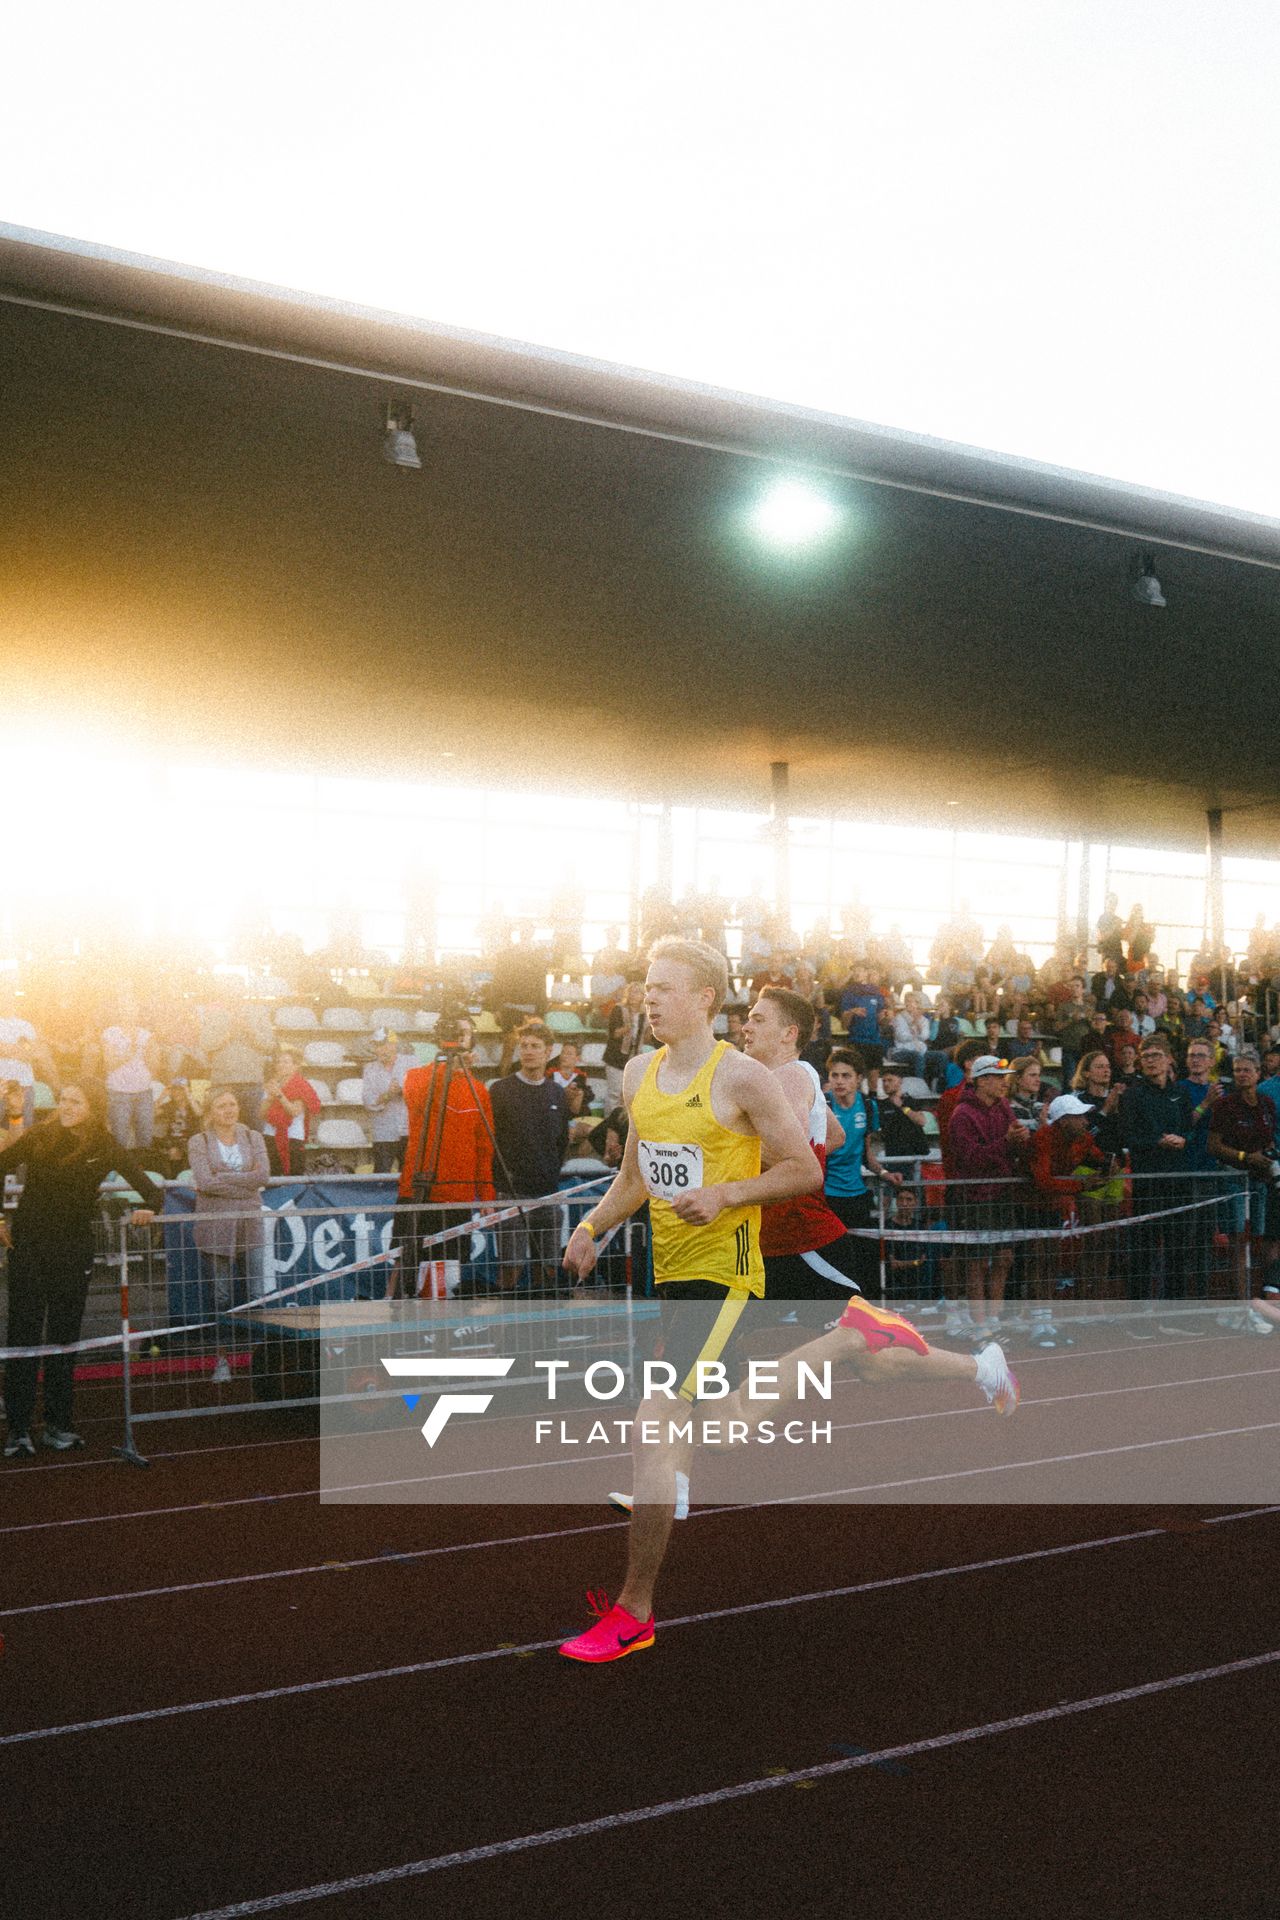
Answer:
[1,896,1279,1257]
[8,895,1280,1454]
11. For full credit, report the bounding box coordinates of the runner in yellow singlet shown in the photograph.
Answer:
[558,936,821,1664]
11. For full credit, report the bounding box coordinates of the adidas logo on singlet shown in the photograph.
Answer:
[685,1093,703,1108]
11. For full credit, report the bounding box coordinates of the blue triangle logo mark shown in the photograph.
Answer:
[402,1394,421,1412]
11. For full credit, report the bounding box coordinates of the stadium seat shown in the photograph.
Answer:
[308,1077,334,1104]
[302,1040,346,1068]
[472,1011,501,1035]
[899,1076,934,1101]
[32,1081,55,1110]
[411,1041,438,1066]
[274,1006,319,1030]
[369,1008,404,1030]
[335,1077,366,1104]
[414,1009,439,1031]
[546,1010,581,1033]
[580,1041,605,1067]
[321,1007,367,1030]
[315,1117,370,1149]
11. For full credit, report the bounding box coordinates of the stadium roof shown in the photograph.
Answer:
[3,223,1279,852]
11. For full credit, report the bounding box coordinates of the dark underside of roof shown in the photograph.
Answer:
[2,229,1279,852]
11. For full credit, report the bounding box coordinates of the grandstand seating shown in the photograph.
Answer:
[314,1117,370,1150]
[302,1040,346,1068]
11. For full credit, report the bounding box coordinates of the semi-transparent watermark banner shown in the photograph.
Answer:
[318,1297,1280,1505]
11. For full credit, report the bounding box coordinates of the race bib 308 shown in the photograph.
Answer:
[638,1140,704,1200]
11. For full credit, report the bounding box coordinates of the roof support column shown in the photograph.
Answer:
[1206,807,1225,998]
[770,761,791,933]
[1075,839,1092,966]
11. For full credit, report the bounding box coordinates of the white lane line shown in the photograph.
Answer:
[780,1418,1280,1501]
[170,1645,1280,1918]
[4,1482,1277,1625]
[0,1516,629,1619]
[15,1402,1275,1542]
[7,1358,1278,1537]
[3,1430,324,1476]
[4,1513,1274,1749]
[6,1329,1267,1487]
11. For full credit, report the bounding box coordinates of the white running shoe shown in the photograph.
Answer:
[606,1468,691,1521]
[974,1341,1020,1416]
[1242,1309,1275,1337]
[211,1356,232,1384]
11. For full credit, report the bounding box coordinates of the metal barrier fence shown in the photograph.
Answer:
[866,1161,1276,1339]
[0,1179,648,1465]
[3,1161,1276,1467]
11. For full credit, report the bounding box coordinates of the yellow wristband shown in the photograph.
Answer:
[580,1219,599,1241]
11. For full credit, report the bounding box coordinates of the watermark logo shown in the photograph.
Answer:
[381,1357,515,1445]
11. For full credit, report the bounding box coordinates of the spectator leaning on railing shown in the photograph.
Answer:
[1025,1091,1110,1344]
[945,1055,1029,1337]
[937,1038,993,1156]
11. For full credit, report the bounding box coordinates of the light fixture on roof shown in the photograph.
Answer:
[750,478,840,548]
[382,404,422,470]
[1132,553,1166,607]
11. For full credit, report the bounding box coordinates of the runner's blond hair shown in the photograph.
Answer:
[648,936,730,1016]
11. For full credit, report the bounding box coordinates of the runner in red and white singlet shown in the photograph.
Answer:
[742,987,1019,1394]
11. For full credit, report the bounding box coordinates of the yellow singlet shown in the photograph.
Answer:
[630,1040,765,1297]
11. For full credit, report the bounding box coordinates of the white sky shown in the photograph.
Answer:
[6,1,1279,517]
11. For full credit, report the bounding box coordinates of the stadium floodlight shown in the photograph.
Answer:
[382,404,422,470]
[1132,553,1166,606]
[749,478,840,548]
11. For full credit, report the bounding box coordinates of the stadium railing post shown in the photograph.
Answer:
[1243,1183,1253,1305]
[114,1216,150,1469]
[877,1179,888,1304]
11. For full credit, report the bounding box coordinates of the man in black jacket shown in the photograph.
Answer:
[1119,1041,1195,1303]
[489,1021,570,1292]
[1091,957,1133,1012]
[874,1064,931,1164]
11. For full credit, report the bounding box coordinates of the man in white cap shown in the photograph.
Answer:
[1026,1091,1112,1346]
